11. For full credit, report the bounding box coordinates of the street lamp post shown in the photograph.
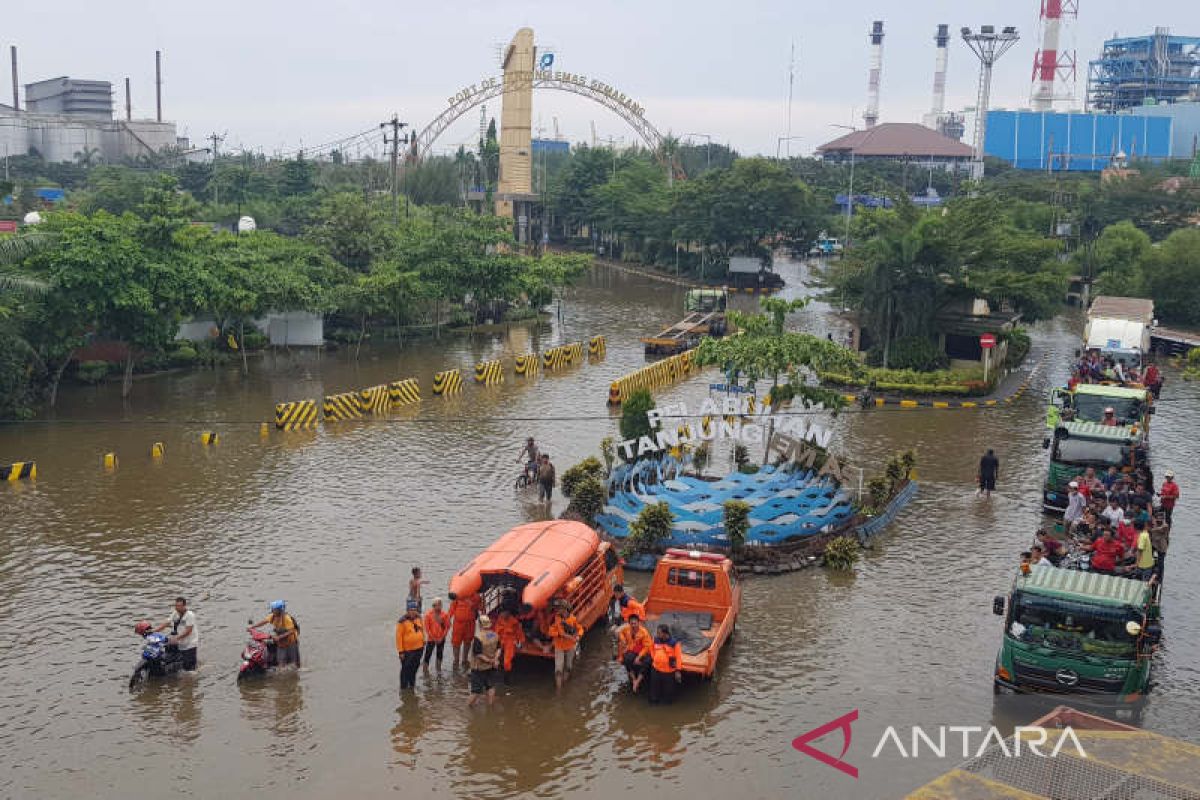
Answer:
[830,124,857,244]
[775,135,804,159]
[683,132,714,171]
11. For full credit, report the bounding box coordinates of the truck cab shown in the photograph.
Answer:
[640,548,741,679]
[1049,384,1153,433]
[993,568,1161,708]
[1043,420,1148,513]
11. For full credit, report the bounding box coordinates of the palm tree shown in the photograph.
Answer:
[0,234,51,300]
[73,146,101,168]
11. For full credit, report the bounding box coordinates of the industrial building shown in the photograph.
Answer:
[0,48,179,164]
[984,109,1172,170]
[816,123,974,169]
[1087,29,1200,113]
[1125,101,1200,158]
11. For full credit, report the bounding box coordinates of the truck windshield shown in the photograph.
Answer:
[1074,395,1143,423]
[1009,592,1139,658]
[1053,436,1126,466]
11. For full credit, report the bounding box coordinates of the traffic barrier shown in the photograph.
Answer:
[259,423,270,438]
[275,399,318,430]
[563,341,583,363]
[359,384,391,415]
[4,461,36,481]
[200,432,219,446]
[323,391,364,422]
[150,442,165,459]
[388,378,421,406]
[103,453,118,471]
[432,369,463,396]
[588,335,606,358]
[542,342,584,372]
[474,359,504,386]
[514,353,540,376]
[833,354,1046,411]
[606,348,700,405]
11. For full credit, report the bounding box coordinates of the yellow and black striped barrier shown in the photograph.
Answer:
[275,399,318,430]
[4,461,36,481]
[388,378,421,406]
[514,353,539,376]
[606,348,700,405]
[103,452,118,471]
[200,432,219,446]
[834,355,1045,410]
[359,384,391,415]
[563,341,583,363]
[543,342,584,371]
[474,359,504,386]
[588,335,607,358]
[432,369,463,396]
[323,391,364,422]
[150,442,165,459]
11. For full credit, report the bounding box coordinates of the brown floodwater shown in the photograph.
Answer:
[1,257,1198,800]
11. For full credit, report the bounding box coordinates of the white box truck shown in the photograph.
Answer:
[1085,296,1154,367]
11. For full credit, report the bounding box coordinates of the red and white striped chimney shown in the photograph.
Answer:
[1031,0,1078,111]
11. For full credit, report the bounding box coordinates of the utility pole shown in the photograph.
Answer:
[207,132,226,205]
[380,114,409,225]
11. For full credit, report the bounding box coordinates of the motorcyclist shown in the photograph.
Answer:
[153,596,199,671]
[518,437,540,481]
[252,600,300,668]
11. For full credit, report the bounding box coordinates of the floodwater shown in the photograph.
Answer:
[1,256,1198,800]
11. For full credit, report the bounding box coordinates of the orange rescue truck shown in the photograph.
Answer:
[640,548,741,679]
[448,520,623,665]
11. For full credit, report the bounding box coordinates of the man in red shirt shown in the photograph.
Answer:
[1159,471,1180,525]
[1086,527,1125,574]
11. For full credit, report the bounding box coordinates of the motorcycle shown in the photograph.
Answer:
[237,624,277,682]
[129,626,186,691]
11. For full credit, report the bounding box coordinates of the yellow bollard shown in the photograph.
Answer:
[103,453,118,471]
[259,422,269,438]
[200,432,218,446]
[150,442,165,459]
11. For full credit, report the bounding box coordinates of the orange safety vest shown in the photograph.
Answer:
[493,615,524,645]
[395,617,425,653]
[650,639,682,673]
[619,595,646,622]
[618,624,653,660]
[450,596,479,624]
[548,614,581,651]
[423,610,450,642]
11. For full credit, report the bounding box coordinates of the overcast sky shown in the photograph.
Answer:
[7,1,1197,159]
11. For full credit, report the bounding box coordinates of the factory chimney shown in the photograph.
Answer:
[1030,0,1078,110]
[155,50,162,122]
[930,24,950,118]
[863,21,884,128]
[125,77,132,120]
[10,45,18,112]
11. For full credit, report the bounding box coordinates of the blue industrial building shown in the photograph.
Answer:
[1125,101,1200,159]
[531,138,569,154]
[984,110,1172,171]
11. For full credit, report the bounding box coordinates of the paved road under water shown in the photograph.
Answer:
[1,256,1198,799]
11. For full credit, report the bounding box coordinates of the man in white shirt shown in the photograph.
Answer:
[1030,545,1054,569]
[1064,482,1086,532]
[154,596,199,671]
[1101,498,1125,528]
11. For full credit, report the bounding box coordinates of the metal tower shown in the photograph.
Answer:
[1030,0,1078,110]
[863,21,884,128]
[962,25,1021,180]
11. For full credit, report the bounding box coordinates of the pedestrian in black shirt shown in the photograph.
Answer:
[978,449,1000,499]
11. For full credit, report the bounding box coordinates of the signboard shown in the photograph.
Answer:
[446,71,646,119]
[980,333,997,349]
[728,256,762,274]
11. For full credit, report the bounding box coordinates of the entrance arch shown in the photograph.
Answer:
[416,73,679,175]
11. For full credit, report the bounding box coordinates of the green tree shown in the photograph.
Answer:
[619,388,656,452]
[723,499,751,552]
[1088,220,1151,297]
[1141,228,1200,326]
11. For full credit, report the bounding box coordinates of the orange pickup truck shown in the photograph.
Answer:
[640,548,741,679]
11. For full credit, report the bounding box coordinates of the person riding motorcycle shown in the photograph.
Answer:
[251,600,300,668]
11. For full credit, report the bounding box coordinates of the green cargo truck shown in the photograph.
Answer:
[1042,420,1148,513]
[993,568,1161,710]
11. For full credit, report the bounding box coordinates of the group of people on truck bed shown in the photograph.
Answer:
[1022,468,1179,582]
[1069,353,1162,398]
[395,570,684,706]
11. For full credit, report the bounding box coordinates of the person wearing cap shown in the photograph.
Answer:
[1159,471,1180,525]
[468,615,502,707]
[422,598,450,670]
[252,600,300,668]
[612,584,645,624]
[395,601,425,691]
[1101,406,1118,426]
[1064,482,1086,532]
[547,601,581,689]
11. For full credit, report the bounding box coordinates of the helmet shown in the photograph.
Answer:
[1165,470,1175,478]
[1105,407,1115,414]
[134,620,152,636]
[269,600,286,613]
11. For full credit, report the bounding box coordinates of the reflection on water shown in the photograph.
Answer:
[1,257,1198,799]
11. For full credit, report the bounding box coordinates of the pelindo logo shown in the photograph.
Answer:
[793,710,1088,779]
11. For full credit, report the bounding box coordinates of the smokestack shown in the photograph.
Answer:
[125,77,131,120]
[1031,0,1076,111]
[155,50,162,122]
[10,45,18,112]
[863,21,884,128]
[931,24,950,116]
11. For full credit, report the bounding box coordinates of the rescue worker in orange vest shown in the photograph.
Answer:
[615,613,653,693]
[422,598,450,670]
[468,615,502,708]
[612,583,645,624]
[448,592,480,669]
[547,601,581,690]
[648,624,683,705]
[395,600,425,692]
[492,608,525,684]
